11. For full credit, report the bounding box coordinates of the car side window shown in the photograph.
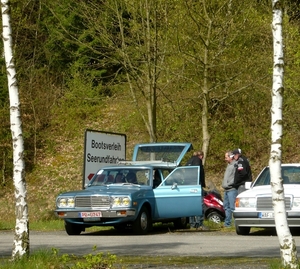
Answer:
[283,167,300,184]
[181,167,199,185]
[162,167,199,186]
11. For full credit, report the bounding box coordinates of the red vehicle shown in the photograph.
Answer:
[203,190,225,223]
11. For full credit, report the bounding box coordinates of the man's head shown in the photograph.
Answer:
[225,151,234,164]
[232,148,242,160]
[193,151,204,160]
[126,172,137,184]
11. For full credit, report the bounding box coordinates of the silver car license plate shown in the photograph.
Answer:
[259,212,274,218]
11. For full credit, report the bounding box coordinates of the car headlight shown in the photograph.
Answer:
[292,198,300,208]
[57,197,75,208]
[235,197,256,208]
[111,196,131,207]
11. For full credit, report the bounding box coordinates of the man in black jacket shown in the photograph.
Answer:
[232,148,252,194]
[186,151,207,230]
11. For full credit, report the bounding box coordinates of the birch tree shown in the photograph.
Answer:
[270,0,298,267]
[1,0,29,259]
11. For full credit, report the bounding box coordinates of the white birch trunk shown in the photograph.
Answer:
[1,0,29,259]
[270,0,298,267]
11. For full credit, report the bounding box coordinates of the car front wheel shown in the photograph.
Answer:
[133,206,151,235]
[235,224,250,235]
[65,221,83,235]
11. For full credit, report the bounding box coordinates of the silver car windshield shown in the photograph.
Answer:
[254,166,300,186]
[89,168,151,186]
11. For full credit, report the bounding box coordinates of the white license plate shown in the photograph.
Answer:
[259,212,274,218]
[79,211,102,218]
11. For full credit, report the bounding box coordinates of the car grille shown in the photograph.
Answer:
[75,196,110,208]
[257,197,291,210]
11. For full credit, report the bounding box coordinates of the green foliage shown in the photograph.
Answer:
[74,249,118,269]
[1,249,61,269]
[0,248,121,269]
[49,72,105,140]
[0,57,8,107]
[0,247,286,269]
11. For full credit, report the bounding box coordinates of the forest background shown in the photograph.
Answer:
[1,0,300,223]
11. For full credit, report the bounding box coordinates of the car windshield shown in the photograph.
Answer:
[254,165,300,186]
[89,168,151,186]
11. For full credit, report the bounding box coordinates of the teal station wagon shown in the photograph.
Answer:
[55,143,203,235]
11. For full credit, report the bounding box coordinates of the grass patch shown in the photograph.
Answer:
[0,220,65,231]
[0,249,284,269]
[29,220,65,231]
[119,256,280,268]
[0,248,124,269]
[0,221,14,231]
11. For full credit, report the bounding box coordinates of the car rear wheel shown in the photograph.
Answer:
[207,212,224,224]
[235,224,250,235]
[133,206,151,235]
[65,221,83,235]
[173,217,188,229]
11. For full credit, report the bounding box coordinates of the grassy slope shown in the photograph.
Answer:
[0,92,276,224]
[0,95,151,224]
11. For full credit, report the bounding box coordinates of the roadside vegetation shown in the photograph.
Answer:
[0,220,294,268]
[0,249,282,269]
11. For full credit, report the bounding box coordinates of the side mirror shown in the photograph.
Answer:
[171,183,178,190]
[245,181,252,189]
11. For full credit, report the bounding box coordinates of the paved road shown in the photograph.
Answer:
[1,228,300,258]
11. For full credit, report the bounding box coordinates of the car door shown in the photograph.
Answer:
[152,166,202,219]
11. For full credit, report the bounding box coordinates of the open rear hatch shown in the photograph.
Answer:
[132,142,193,168]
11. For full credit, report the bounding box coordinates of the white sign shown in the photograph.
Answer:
[83,129,126,188]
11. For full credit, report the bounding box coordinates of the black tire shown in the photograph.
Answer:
[132,206,151,235]
[65,221,83,235]
[235,224,250,235]
[173,217,188,229]
[207,211,224,224]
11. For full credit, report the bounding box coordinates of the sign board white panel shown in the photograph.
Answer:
[83,129,126,188]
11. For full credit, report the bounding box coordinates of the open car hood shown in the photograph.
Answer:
[131,142,193,167]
